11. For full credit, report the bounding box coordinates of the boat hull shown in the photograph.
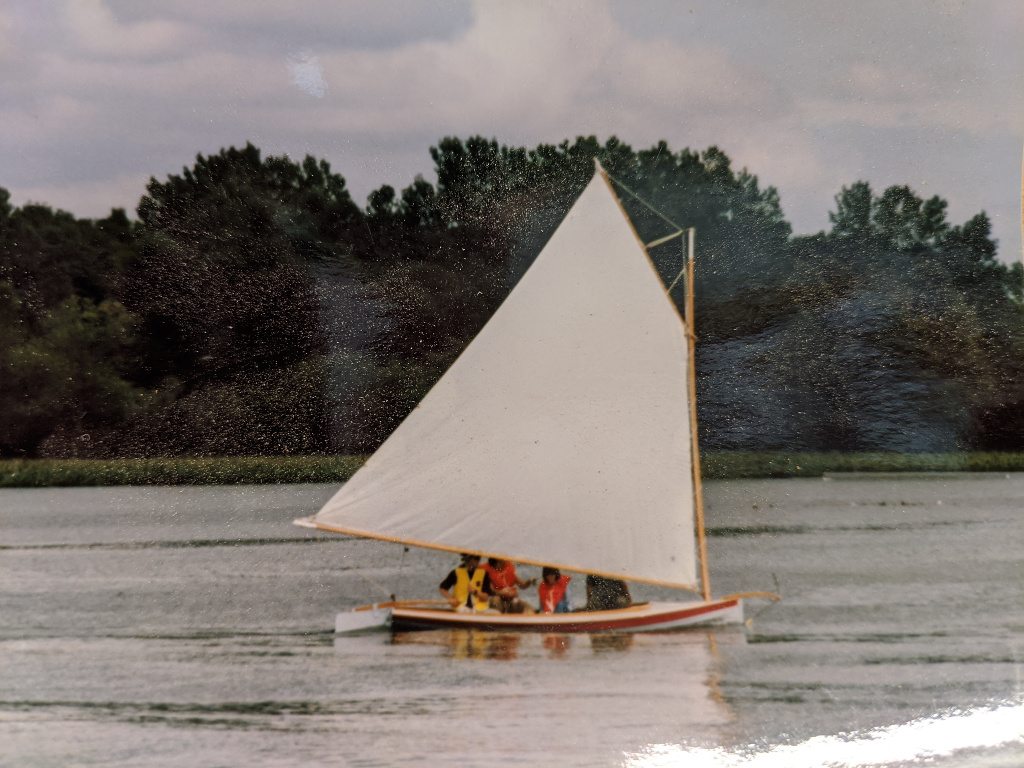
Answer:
[387,598,743,633]
[334,604,394,634]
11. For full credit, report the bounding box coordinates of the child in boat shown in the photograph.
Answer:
[438,554,492,612]
[537,567,573,613]
[481,557,537,614]
[585,574,631,611]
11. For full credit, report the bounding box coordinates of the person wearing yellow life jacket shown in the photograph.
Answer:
[439,554,492,612]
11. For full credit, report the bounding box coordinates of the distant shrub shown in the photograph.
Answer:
[0,456,365,488]
[2,452,1022,488]
[965,452,1024,473]
[700,452,973,478]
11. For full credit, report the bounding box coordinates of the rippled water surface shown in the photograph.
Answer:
[1,475,1022,766]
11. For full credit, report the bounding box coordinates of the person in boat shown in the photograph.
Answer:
[584,574,631,611]
[537,567,573,614]
[481,557,537,614]
[438,554,492,612]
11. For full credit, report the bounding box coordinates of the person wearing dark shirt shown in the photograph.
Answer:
[439,554,492,612]
[585,574,631,611]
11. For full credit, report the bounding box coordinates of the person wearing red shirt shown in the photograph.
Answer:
[537,567,573,613]
[481,557,536,614]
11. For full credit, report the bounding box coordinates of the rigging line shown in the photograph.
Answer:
[354,569,393,599]
[645,230,684,249]
[666,268,687,295]
[744,574,783,626]
[391,545,410,602]
[602,167,686,237]
[666,228,695,295]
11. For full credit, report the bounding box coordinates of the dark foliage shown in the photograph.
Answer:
[0,196,144,456]
[1,138,1022,458]
[121,144,360,455]
[710,180,1023,452]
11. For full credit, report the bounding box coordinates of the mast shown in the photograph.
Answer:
[596,159,711,599]
[685,227,713,602]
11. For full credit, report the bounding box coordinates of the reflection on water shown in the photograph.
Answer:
[324,625,740,763]
[384,627,734,664]
[543,632,572,657]
[590,632,636,654]
[391,629,525,661]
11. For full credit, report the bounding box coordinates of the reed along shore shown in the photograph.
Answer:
[3,452,1024,487]
[0,456,365,488]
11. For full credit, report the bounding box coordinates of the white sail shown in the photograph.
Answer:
[308,168,698,589]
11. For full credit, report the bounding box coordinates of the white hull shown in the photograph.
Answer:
[334,604,395,634]
[335,597,744,634]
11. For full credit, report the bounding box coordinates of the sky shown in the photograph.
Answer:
[1,0,1021,261]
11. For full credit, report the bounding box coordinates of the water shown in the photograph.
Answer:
[1,476,1022,766]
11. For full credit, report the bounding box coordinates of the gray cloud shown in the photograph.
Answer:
[104,0,474,52]
[1,0,1019,260]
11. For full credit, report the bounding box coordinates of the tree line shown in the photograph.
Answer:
[1,137,1021,458]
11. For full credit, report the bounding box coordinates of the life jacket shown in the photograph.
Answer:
[453,567,489,611]
[538,575,572,613]
[483,561,518,596]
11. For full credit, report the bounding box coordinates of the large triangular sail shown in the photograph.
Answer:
[303,168,699,589]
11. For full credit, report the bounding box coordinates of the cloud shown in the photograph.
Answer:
[16,172,152,217]
[0,0,1019,260]
[64,0,191,59]
[104,0,473,52]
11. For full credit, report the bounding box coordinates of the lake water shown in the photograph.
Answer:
[1,475,1022,767]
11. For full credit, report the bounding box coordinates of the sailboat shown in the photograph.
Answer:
[296,161,777,633]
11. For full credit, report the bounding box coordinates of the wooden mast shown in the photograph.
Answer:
[685,227,713,602]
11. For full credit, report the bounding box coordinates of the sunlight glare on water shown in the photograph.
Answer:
[624,700,1024,767]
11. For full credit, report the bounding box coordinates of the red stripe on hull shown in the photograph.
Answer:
[391,600,739,633]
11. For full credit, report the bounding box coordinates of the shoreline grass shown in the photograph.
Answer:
[700,452,1024,478]
[0,456,366,488]
[2,452,1024,488]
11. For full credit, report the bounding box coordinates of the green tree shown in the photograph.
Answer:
[126,144,361,455]
[829,181,873,238]
[784,181,1024,451]
[872,185,926,249]
[0,189,151,456]
[0,294,148,456]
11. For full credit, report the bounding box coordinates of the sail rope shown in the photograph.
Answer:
[743,574,783,626]
[666,234,693,297]
[602,168,692,295]
[347,544,411,601]
[353,569,393,599]
[602,168,686,237]
[390,545,410,602]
